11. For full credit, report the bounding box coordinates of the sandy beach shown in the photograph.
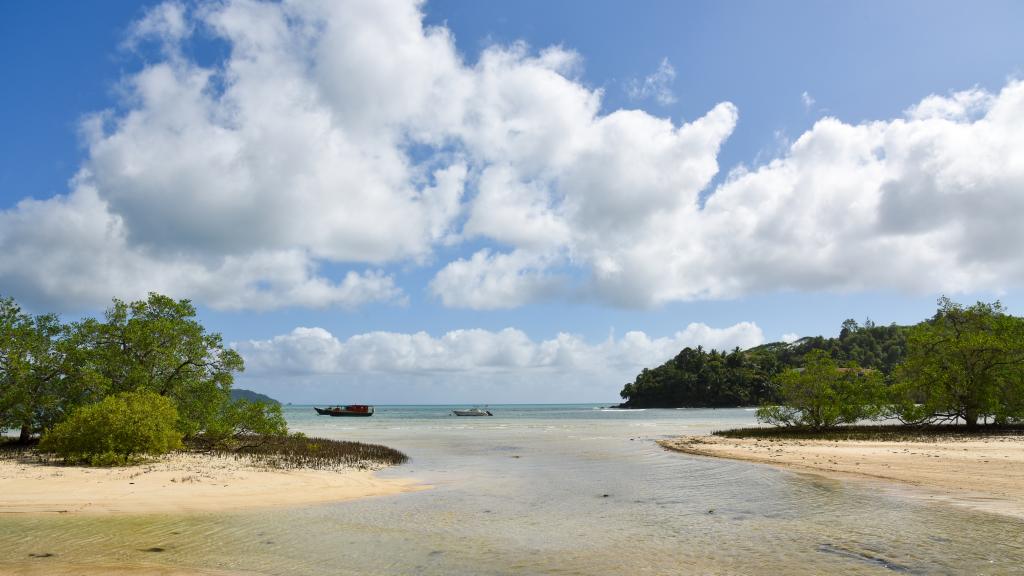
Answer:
[660,434,1024,519]
[0,453,426,515]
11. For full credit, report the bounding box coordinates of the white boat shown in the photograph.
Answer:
[452,407,493,416]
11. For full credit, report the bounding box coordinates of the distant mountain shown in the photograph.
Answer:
[230,388,281,405]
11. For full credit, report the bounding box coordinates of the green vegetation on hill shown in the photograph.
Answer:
[623,298,1024,430]
[230,388,281,405]
[619,319,906,408]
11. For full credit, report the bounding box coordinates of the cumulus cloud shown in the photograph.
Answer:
[234,321,765,401]
[429,249,561,310]
[0,184,404,311]
[5,0,471,311]
[2,0,1024,313]
[437,81,1024,308]
[691,82,1024,299]
[123,1,192,53]
[627,58,678,105]
[0,0,730,312]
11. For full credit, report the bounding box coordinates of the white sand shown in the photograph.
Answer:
[660,434,1024,519]
[0,453,426,515]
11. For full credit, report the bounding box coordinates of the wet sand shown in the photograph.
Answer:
[0,563,253,576]
[0,453,426,515]
[660,434,1024,519]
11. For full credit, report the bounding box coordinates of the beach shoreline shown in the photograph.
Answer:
[0,452,426,515]
[659,434,1024,520]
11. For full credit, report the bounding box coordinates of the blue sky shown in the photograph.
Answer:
[2,0,1023,403]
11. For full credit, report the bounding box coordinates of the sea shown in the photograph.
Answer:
[2,404,1023,575]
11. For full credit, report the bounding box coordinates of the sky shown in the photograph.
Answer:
[2,0,1024,403]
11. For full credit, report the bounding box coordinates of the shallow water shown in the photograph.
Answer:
[3,405,1023,575]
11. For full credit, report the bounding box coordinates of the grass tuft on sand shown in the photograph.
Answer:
[1,434,408,471]
[713,423,1024,442]
[190,434,409,470]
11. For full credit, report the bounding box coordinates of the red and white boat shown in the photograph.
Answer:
[314,405,374,417]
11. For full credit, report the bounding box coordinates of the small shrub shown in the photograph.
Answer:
[39,390,183,465]
[757,350,883,429]
[200,398,288,449]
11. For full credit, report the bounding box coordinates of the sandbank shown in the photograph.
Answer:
[660,434,1024,519]
[0,453,426,515]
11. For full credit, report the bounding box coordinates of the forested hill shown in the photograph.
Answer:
[230,389,281,405]
[617,320,907,408]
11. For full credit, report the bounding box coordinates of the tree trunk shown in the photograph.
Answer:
[964,406,979,428]
[19,424,31,443]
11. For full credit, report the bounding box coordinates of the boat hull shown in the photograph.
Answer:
[315,406,374,417]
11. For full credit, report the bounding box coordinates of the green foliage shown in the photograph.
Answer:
[224,399,288,436]
[1,291,273,457]
[202,399,288,448]
[620,346,777,408]
[620,319,906,409]
[0,298,89,441]
[751,320,907,375]
[39,390,183,465]
[889,298,1024,427]
[71,293,245,437]
[756,351,884,429]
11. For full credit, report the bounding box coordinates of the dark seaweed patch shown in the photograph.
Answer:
[818,543,917,573]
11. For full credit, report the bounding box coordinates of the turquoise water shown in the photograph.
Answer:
[3,405,1023,575]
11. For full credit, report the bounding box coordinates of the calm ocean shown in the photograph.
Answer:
[3,405,1022,575]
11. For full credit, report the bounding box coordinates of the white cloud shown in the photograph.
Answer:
[4,0,470,311]
[0,188,403,311]
[1,0,727,312]
[123,1,192,54]
[234,321,765,402]
[801,91,815,110]
[435,100,739,309]
[462,165,570,250]
[906,87,993,121]
[0,184,404,312]
[241,322,765,374]
[435,80,1024,308]
[627,58,678,106]
[691,81,1024,299]
[781,333,800,343]
[428,249,561,310]
[3,0,1024,314]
